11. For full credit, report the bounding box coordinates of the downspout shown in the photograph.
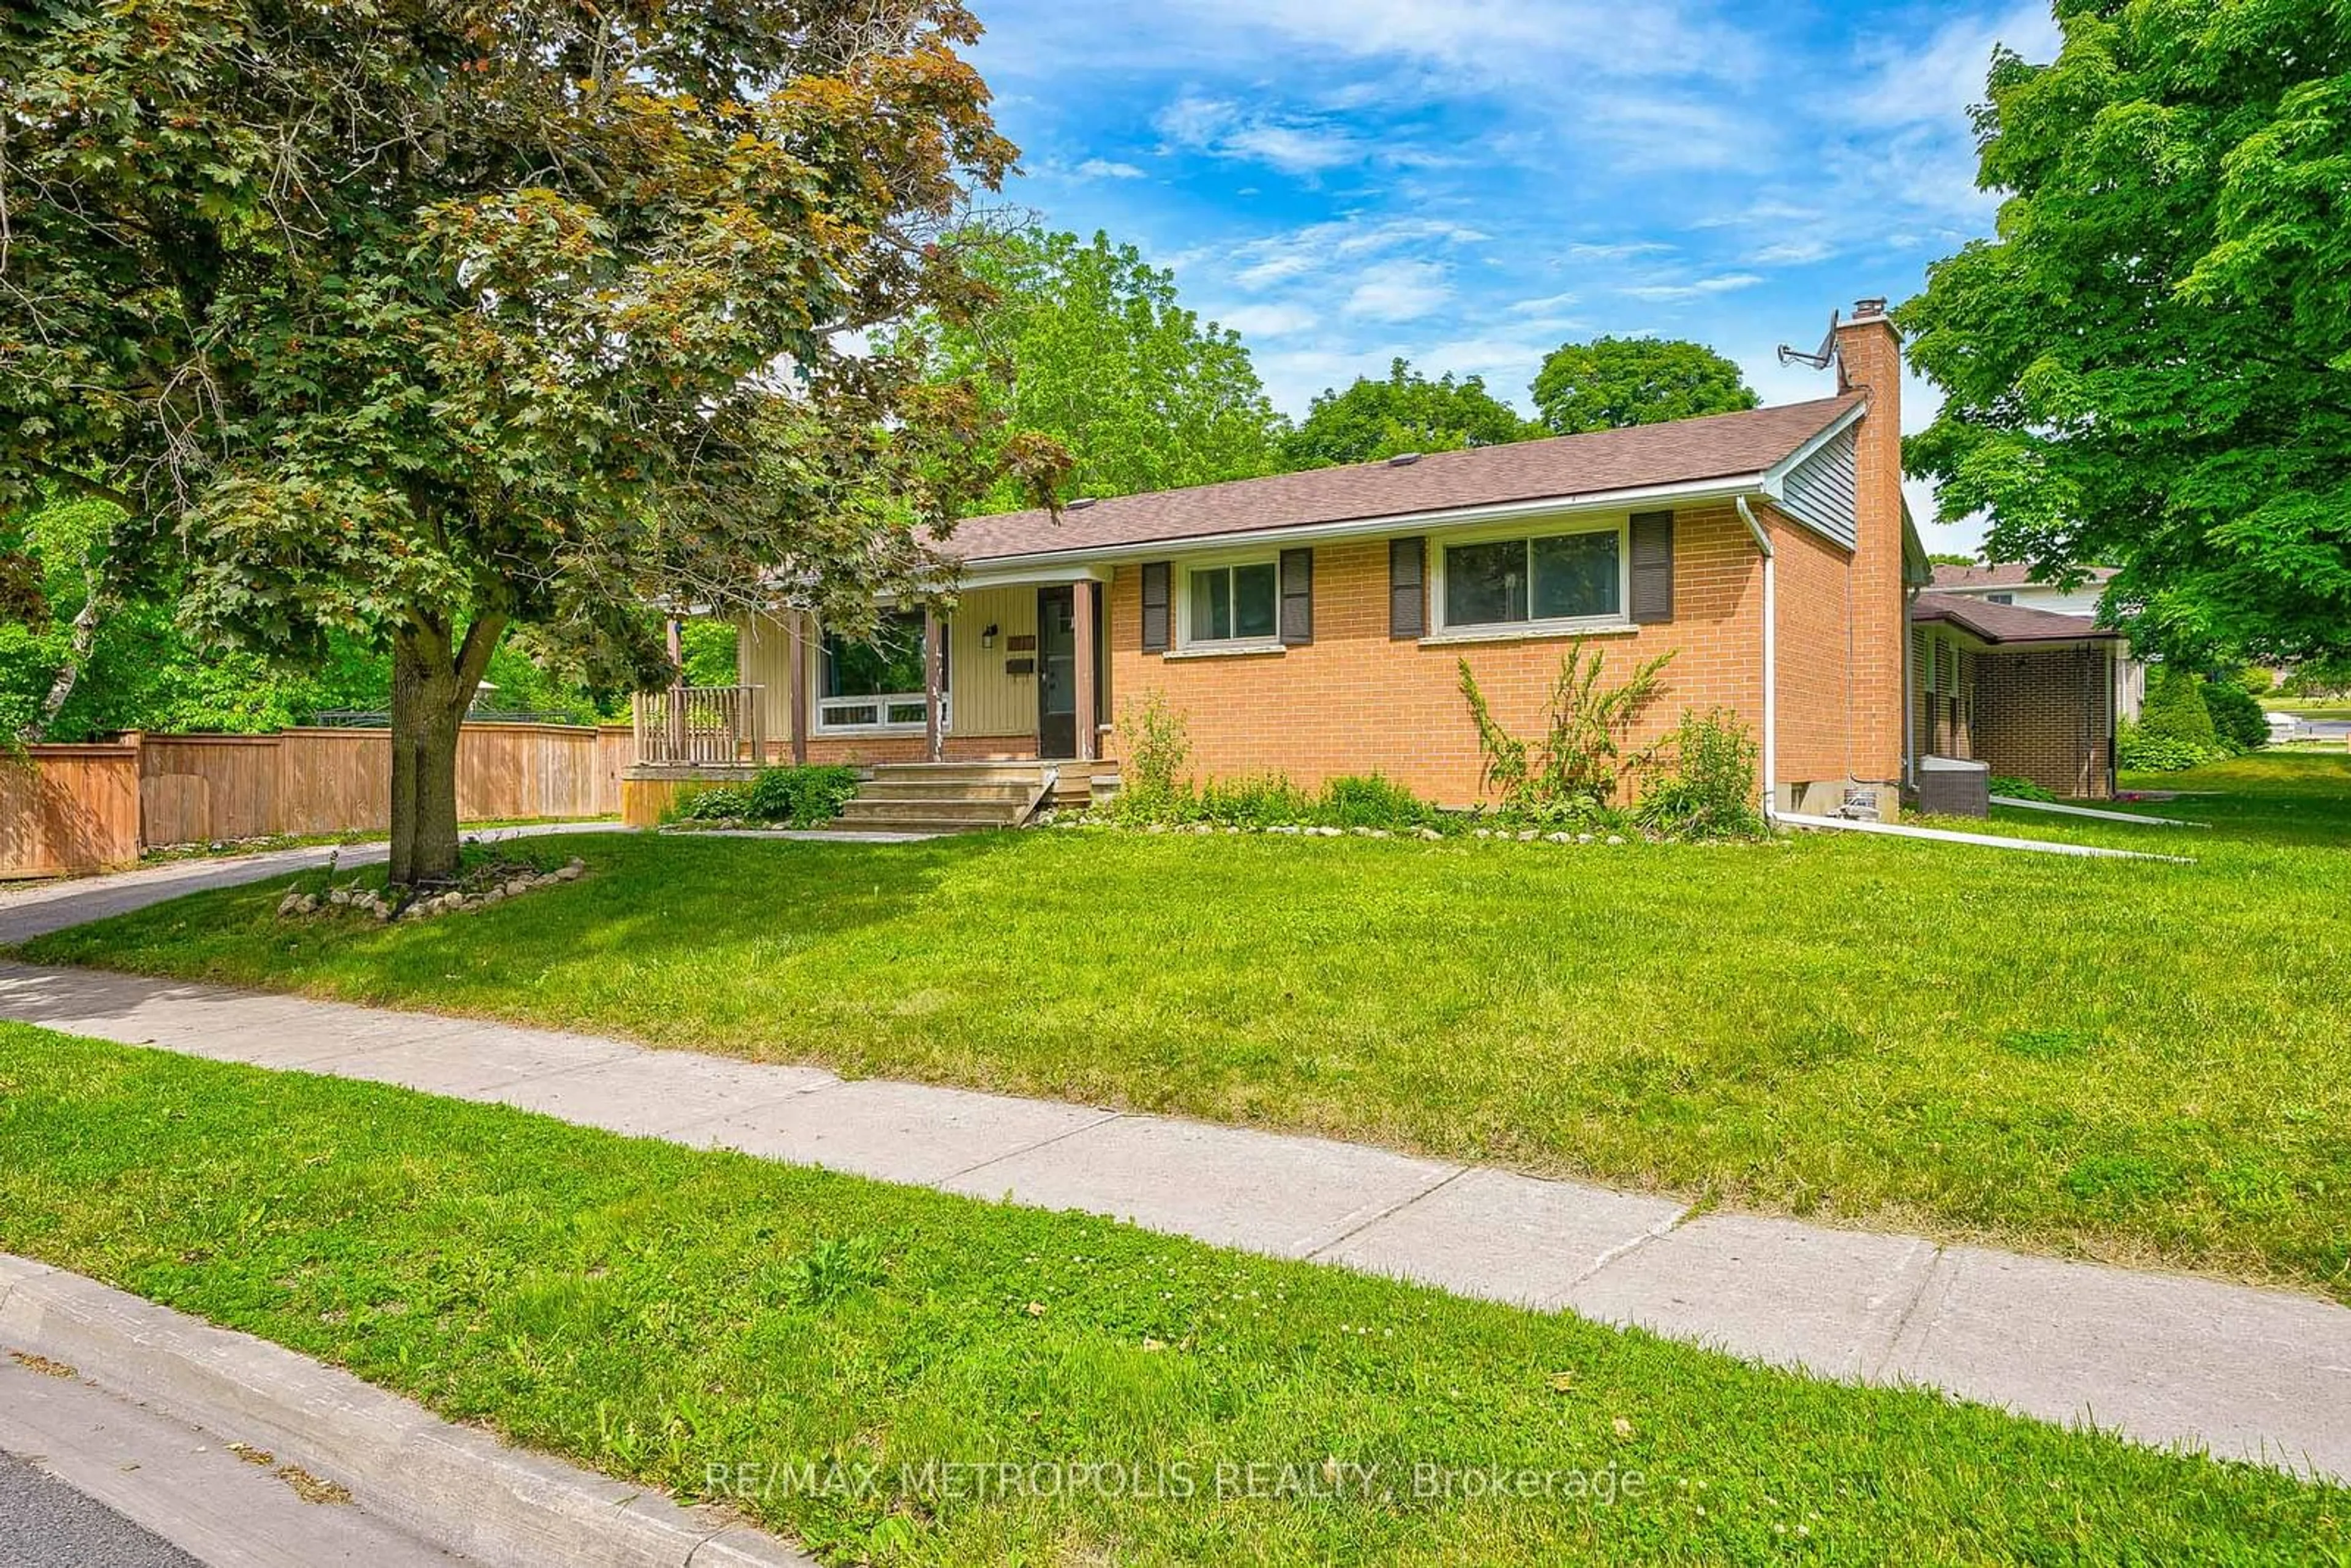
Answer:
[1736,496,1777,820]
[1902,585,1919,789]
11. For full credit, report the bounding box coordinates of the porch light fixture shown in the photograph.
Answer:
[981,623,999,649]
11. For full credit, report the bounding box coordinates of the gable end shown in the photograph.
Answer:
[1772,422,1859,549]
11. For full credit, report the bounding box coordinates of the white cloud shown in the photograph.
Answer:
[1071,158,1148,181]
[1344,258,1454,322]
[1845,3,2061,129]
[1226,216,1487,291]
[1212,302,1321,338]
[1561,241,1673,263]
[1577,90,1777,172]
[1619,272,1766,302]
[1509,291,1581,315]
[1169,0,1752,86]
[1751,237,1835,266]
[1222,121,1363,173]
[1154,93,1373,174]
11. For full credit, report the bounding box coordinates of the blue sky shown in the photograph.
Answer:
[965,0,2065,553]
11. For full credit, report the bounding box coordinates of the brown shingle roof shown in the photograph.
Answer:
[1913,591,2120,645]
[945,394,1866,565]
[1928,561,2118,592]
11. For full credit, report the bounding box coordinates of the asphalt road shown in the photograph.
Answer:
[0,1452,205,1568]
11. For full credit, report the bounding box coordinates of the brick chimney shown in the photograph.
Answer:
[1832,298,1907,800]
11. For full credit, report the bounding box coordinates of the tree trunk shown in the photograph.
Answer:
[23,569,109,745]
[388,614,505,890]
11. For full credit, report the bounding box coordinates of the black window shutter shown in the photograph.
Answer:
[1629,512,1674,625]
[1389,537,1426,639]
[1141,561,1172,651]
[1279,548,1313,645]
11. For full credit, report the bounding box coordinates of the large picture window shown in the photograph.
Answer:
[819,609,943,730]
[1440,527,1622,631]
[1187,561,1279,645]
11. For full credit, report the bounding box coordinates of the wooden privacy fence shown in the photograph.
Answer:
[0,724,633,879]
[0,745,142,879]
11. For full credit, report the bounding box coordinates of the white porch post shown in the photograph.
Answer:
[1072,580,1098,762]
[923,608,945,764]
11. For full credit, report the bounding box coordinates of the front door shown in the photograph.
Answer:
[1038,586,1076,758]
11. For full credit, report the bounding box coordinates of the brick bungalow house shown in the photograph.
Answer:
[684,302,2110,822]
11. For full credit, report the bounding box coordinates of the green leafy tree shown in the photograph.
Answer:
[2199,672,2270,753]
[1529,336,1759,435]
[1900,3,2351,666]
[2139,665,2222,756]
[2,0,1059,885]
[0,495,622,738]
[901,229,1281,511]
[679,622,742,690]
[1280,360,1539,471]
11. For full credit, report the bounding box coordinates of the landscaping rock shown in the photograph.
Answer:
[504,878,532,898]
[1419,828,1444,841]
[1546,831,1572,844]
[1607,835,1627,846]
[1517,830,1539,842]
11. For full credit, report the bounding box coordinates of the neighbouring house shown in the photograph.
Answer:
[1927,560,2147,721]
[636,303,2062,823]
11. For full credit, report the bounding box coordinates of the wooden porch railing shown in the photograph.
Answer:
[632,685,766,767]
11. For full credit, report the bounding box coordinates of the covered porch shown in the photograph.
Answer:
[732,570,1112,769]
[623,571,1116,826]
[1911,593,2121,800]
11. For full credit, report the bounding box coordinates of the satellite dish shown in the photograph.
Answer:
[1777,309,1841,372]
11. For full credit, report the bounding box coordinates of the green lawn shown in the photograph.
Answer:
[0,1027,2336,1566]
[20,753,2351,1302]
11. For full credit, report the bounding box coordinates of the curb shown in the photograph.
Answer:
[0,1253,811,1567]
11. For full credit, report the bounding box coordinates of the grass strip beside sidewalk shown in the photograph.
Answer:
[0,1025,2339,1566]
[20,787,2351,1304]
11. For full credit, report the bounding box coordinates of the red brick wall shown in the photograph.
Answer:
[1973,647,2115,798]
[1773,520,1856,792]
[798,735,1033,767]
[1104,505,1774,806]
[1832,309,1908,793]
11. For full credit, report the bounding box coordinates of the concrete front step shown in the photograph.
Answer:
[823,816,1018,836]
[836,762,1055,835]
[838,798,1029,824]
[850,779,1039,802]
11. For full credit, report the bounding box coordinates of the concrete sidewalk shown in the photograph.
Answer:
[0,961,2344,1484]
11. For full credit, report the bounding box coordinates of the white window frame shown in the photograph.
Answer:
[1429,516,1633,639]
[809,613,947,737]
[1176,551,1285,653]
